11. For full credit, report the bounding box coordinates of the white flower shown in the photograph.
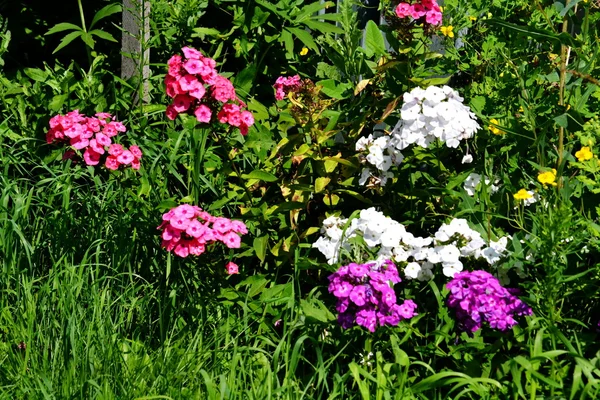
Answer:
[393,246,409,262]
[480,246,503,265]
[464,173,481,196]
[404,262,422,279]
[359,168,371,185]
[436,245,461,263]
[442,260,463,277]
[461,154,473,164]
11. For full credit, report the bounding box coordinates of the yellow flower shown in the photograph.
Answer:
[514,189,533,200]
[299,47,309,56]
[538,169,557,187]
[518,106,524,112]
[575,146,593,161]
[469,16,477,21]
[439,6,444,12]
[440,26,454,38]
[488,118,505,135]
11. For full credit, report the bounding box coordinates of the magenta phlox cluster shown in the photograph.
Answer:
[328,260,417,332]
[47,110,141,170]
[273,75,303,101]
[158,204,248,258]
[165,46,255,135]
[446,270,532,332]
[395,0,443,26]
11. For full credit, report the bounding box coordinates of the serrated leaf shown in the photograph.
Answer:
[80,32,95,49]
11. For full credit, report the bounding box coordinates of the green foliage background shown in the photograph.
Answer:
[1,0,600,398]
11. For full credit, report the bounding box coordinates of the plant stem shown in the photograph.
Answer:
[557,0,571,183]
[77,0,93,66]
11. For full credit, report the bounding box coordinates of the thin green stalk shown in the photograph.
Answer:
[76,0,93,66]
[557,0,571,182]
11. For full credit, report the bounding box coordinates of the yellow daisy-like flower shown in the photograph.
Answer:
[469,16,477,21]
[488,118,505,135]
[518,106,524,112]
[538,169,557,187]
[299,47,309,56]
[575,146,593,161]
[440,26,454,38]
[513,189,533,200]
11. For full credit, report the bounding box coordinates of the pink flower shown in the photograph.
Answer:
[185,219,205,238]
[166,105,179,120]
[194,105,212,123]
[395,3,412,18]
[105,155,120,170]
[410,4,426,18]
[129,145,143,159]
[108,143,124,156]
[228,112,241,127]
[170,216,190,230]
[178,74,201,91]
[167,54,183,76]
[70,136,89,150]
[225,262,239,275]
[83,148,101,166]
[172,94,193,113]
[222,232,241,248]
[64,124,82,139]
[425,10,442,25]
[182,46,203,60]
[173,204,196,219]
[239,124,249,136]
[96,132,111,147]
[89,139,105,154]
[213,217,233,234]
[117,150,134,165]
[198,211,215,223]
[95,112,112,120]
[230,220,248,234]
[103,124,117,138]
[174,242,190,258]
[162,226,181,241]
[183,59,203,75]
[62,150,76,160]
[112,122,127,132]
[131,158,141,170]
[189,240,205,256]
[188,84,206,100]
[240,111,254,127]
[165,75,183,98]
[87,118,101,132]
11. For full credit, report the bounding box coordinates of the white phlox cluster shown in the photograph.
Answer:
[313,208,511,280]
[390,85,480,150]
[355,134,404,187]
[464,172,500,196]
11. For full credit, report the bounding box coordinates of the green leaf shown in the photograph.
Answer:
[52,31,83,54]
[300,299,335,322]
[317,79,352,99]
[303,20,343,34]
[315,177,331,193]
[364,20,386,57]
[253,236,268,263]
[285,27,319,53]
[192,27,222,38]
[89,29,117,42]
[485,19,580,47]
[294,1,334,21]
[45,22,81,36]
[80,32,95,49]
[23,68,48,82]
[90,4,122,30]
[554,113,568,128]
[410,76,451,86]
[280,29,294,59]
[241,170,278,182]
[48,94,68,112]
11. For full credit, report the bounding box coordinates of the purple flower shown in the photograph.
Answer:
[327,260,417,332]
[446,270,532,332]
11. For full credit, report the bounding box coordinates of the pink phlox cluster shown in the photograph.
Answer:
[395,0,443,26]
[328,260,417,332]
[47,110,141,170]
[273,75,303,101]
[446,270,532,332]
[158,204,248,258]
[165,46,255,136]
